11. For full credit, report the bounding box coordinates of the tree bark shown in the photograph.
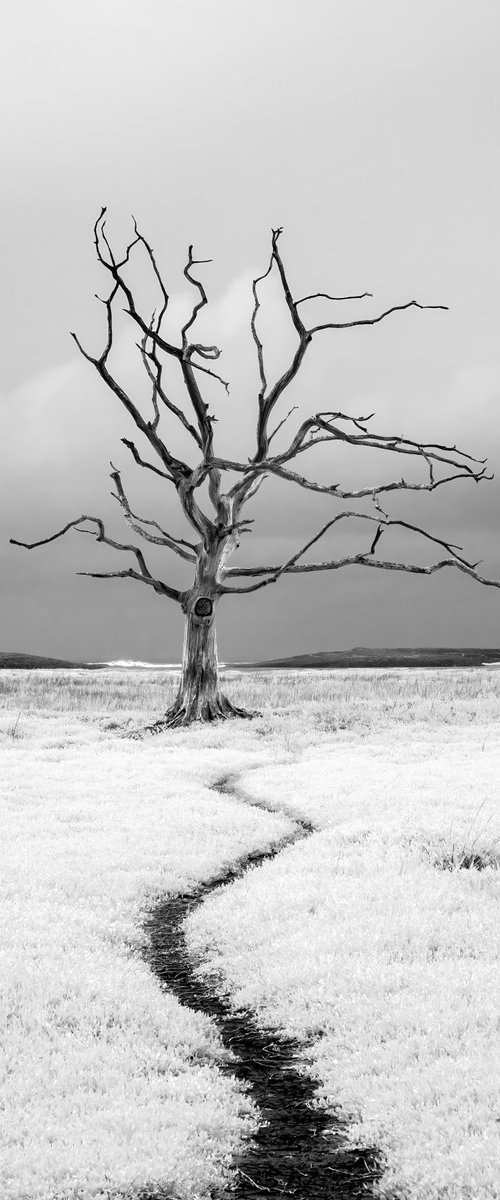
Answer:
[146,539,259,731]
[161,604,251,727]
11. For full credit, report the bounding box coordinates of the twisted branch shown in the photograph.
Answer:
[12,217,499,625]
[120,439,175,482]
[109,465,198,562]
[309,299,448,335]
[10,517,183,603]
[220,507,492,594]
[70,278,190,484]
[248,226,448,469]
[296,290,373,305]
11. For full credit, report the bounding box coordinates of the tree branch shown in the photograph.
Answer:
[75,567,186,600]
[92,207,181,359]
[181,245,213,344]
[172,243,227,514]
[120,438,176,482]
[137,326,203,446]
[296,290,373,305]
[70,295,191,483]
[268,405,299,446]
[131,216,170,323]
[253,228,311,460]
[180,246,221,421]
[184,347,230,392]
[308,299,448,335]
[77,212,228,502]
[223,556,500,593]
[257,460,489,502]
[10,516,183,603]
[270,227,306,339]
[188,418,488,506]
[249,228,449,468]
[250,244,274,399]
[221,507,489,593]
[109,464,198,562]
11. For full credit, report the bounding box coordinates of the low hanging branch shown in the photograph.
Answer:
[10,213,500,729]
[11,516,184,602]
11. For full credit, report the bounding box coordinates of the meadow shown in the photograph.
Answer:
[1,667,499,1200]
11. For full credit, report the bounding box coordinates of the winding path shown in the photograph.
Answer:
[140,771,382,1199]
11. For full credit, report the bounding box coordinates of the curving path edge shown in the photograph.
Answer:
[139,770,383,1200]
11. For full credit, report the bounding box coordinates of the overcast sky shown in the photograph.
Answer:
[1,0,500,663]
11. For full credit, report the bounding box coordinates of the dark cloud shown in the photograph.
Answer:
[2,0,500,659]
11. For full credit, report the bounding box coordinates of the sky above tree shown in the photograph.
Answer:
[2,0,499,662]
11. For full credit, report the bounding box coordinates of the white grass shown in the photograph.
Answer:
[1,717,293,1199]
[1,668,499,1199]
[187,725,500,1199]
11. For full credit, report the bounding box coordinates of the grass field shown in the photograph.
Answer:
[1,668,499,1200]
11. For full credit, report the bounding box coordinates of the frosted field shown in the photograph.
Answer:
[1,668,499,1200]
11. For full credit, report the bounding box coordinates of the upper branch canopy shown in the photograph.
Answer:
[248,226,448,468]
[263,409,489,497]
[70,270,191,486]
[187,409,489,505]
[137,322,203,447]
[17,217,496,604]
[69,209,242,542]
[75,211,228,437]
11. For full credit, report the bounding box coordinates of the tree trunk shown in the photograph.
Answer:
[145,539,259,730]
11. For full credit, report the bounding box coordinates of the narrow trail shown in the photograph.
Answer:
[140,771,383,1200]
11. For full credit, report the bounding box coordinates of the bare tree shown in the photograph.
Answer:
[11,211,500,727]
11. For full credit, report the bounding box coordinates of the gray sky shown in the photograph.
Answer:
[2,0,500,662]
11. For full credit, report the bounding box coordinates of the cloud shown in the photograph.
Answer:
[3,355,115,476]
[199,271,257,340]
[4,359,79,438]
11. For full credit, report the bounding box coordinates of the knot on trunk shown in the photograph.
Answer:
[192,595,214,624]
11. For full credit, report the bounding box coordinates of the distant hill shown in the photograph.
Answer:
[235,647,500,670]
[0,651,104,670]
[3,647,500,671]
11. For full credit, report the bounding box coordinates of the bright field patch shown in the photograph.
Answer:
[1,668,499,1199]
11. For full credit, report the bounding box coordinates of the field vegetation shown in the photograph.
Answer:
[1,668,499,1200]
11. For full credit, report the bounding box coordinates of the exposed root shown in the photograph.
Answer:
[140,694,261,735]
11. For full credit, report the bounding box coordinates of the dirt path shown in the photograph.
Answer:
[141,771,382,1199]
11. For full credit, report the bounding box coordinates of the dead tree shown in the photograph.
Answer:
[11,211,500,727]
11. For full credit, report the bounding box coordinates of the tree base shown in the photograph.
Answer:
[142,693,261,734]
